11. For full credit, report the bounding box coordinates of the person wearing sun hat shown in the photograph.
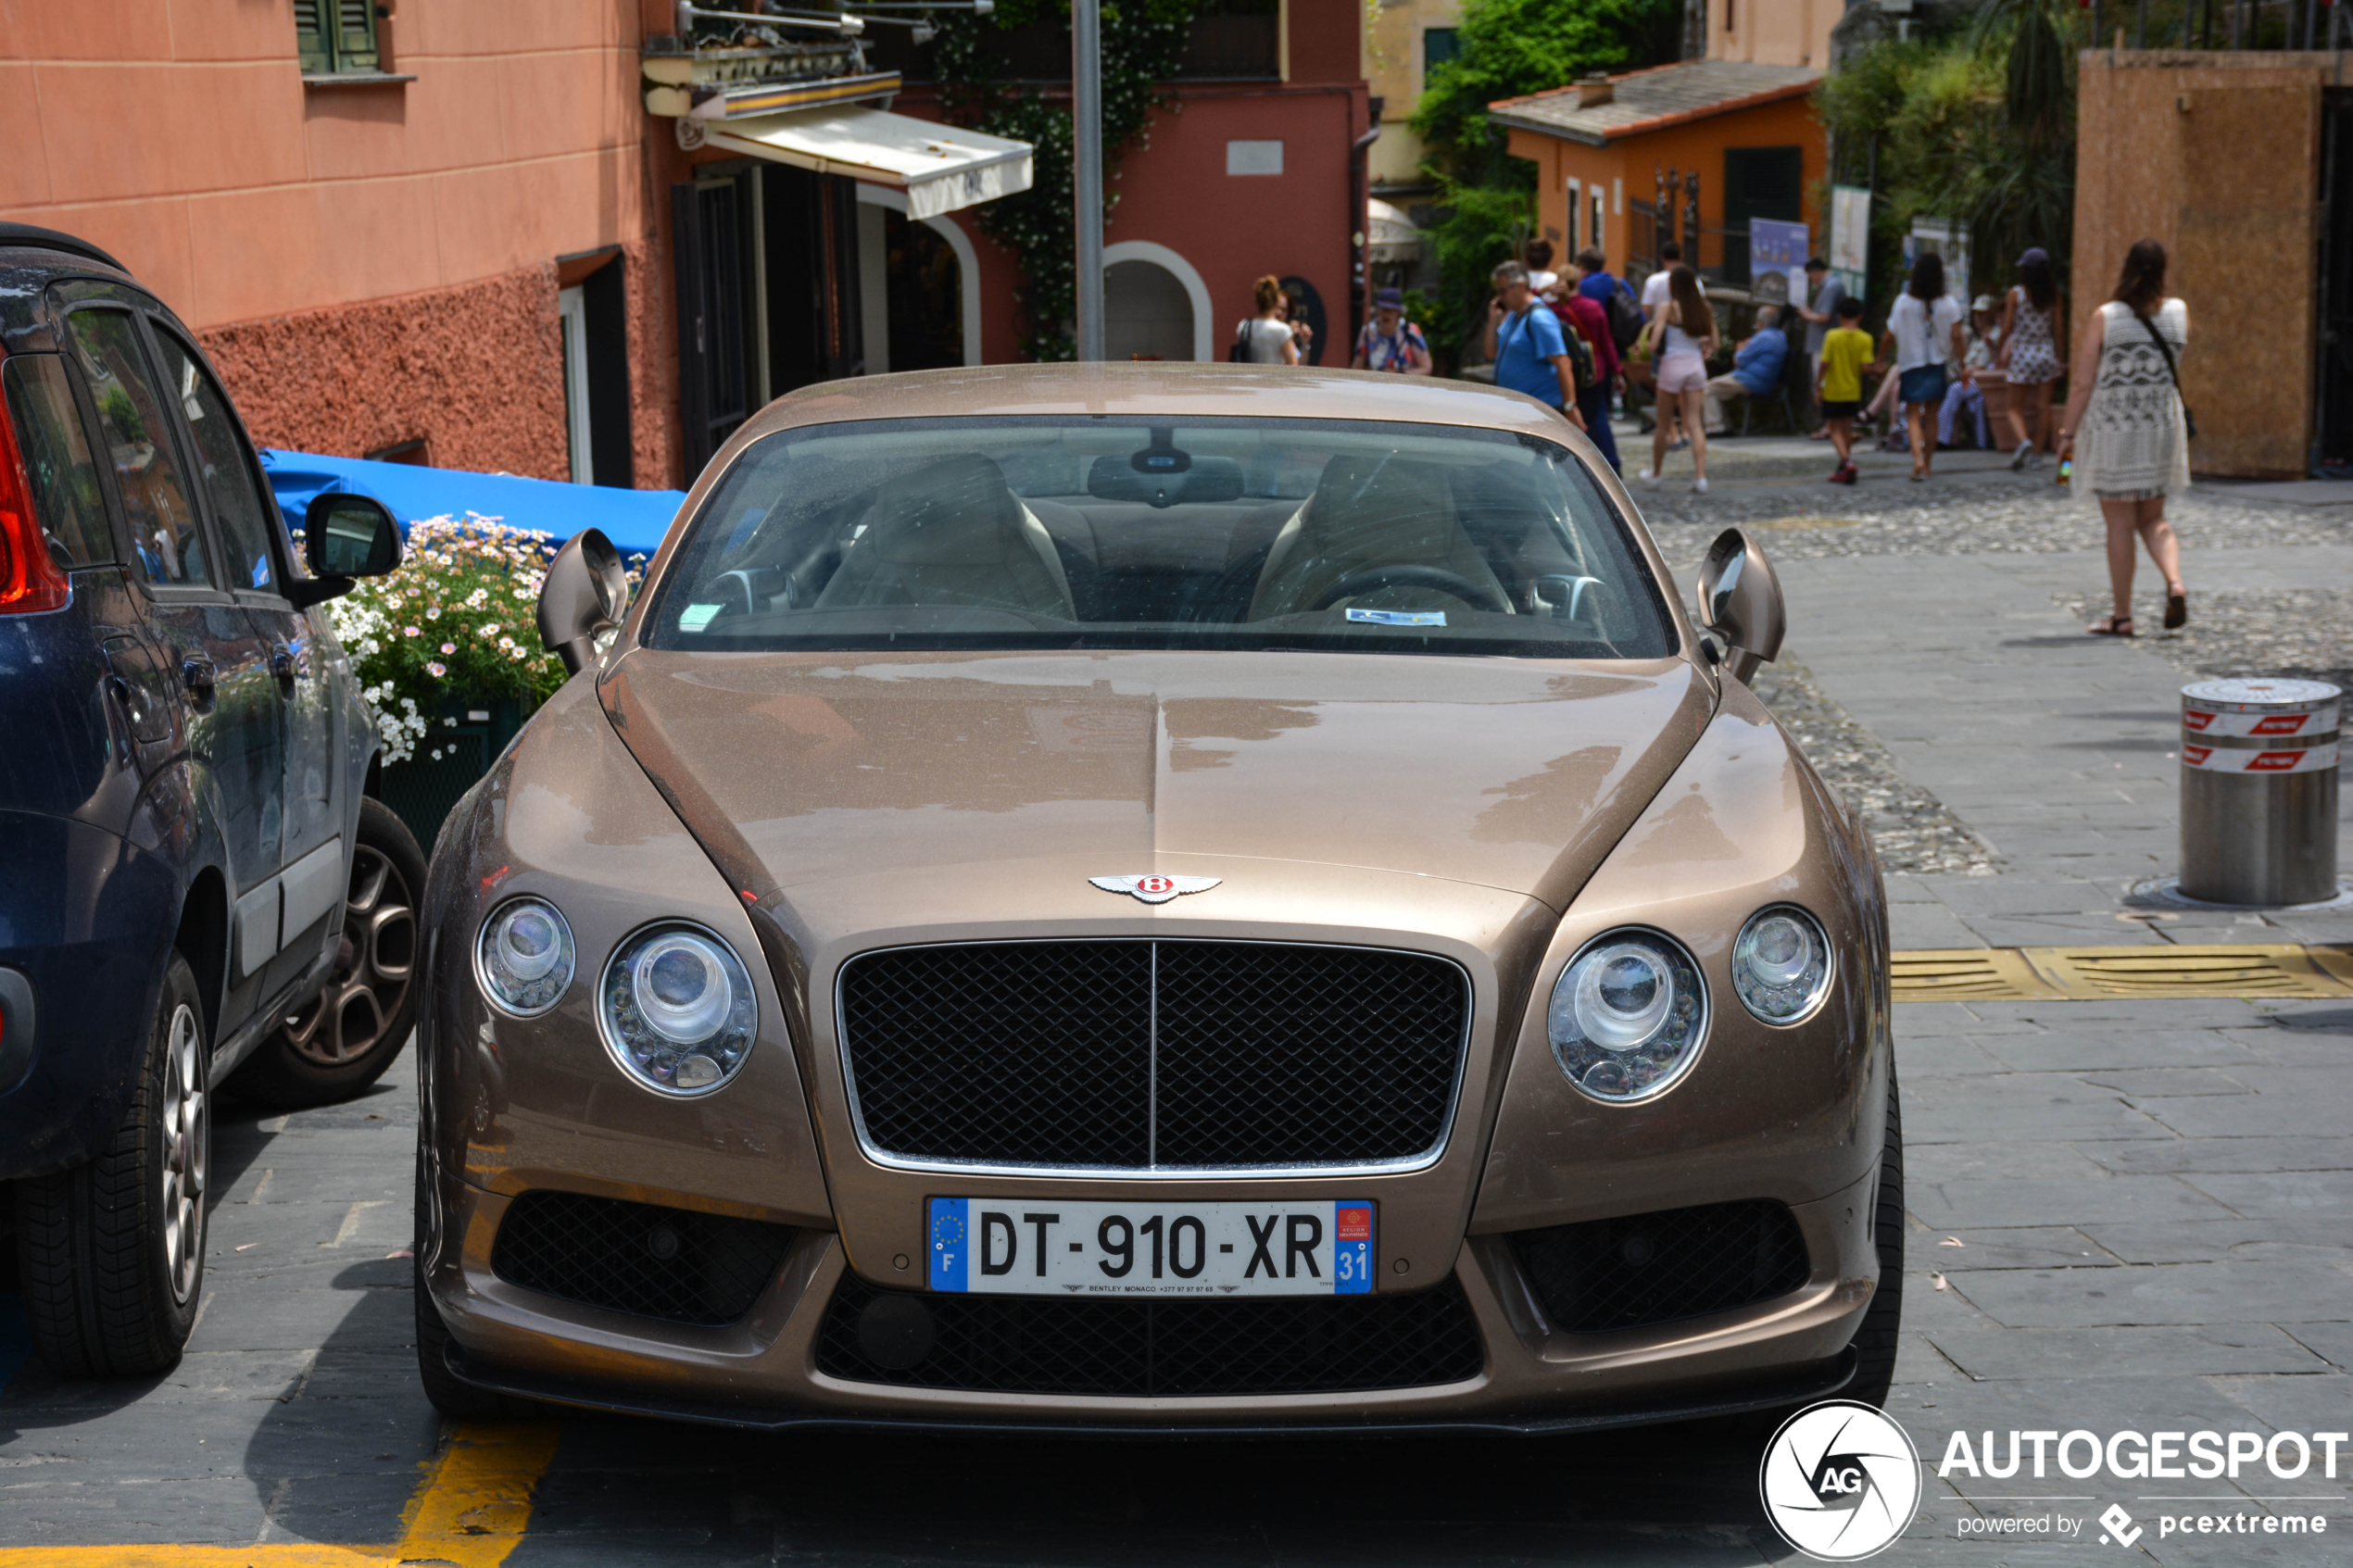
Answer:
[1351,287,1432,375]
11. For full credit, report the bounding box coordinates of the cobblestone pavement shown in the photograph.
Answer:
[2,458,2347,1565]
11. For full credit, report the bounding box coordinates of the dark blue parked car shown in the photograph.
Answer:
[0,223,423,1376]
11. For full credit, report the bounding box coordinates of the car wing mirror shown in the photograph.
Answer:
[537,527,628,676]
[287,493,402,608]
[1694,527,1784,684]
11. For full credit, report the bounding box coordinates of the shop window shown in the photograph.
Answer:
[296,0,381,76]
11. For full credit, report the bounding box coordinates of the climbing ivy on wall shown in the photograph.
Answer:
[930,0,1196,361]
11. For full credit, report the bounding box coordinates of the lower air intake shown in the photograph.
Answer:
[1510,1200,1811,1334]
[490,1190,793,1326]
[817,1273,1484,1396]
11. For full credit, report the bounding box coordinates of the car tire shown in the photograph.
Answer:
[411,1143,551,1422]
[14,951,210,1376]
[1844,1060,1905,1410]
[231,797,426,1110]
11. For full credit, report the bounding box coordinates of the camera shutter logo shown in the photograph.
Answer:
[1758,1401,1923,1561]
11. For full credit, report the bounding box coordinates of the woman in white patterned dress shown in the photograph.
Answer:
[2058,240,2191,637]
[1994,247,2066,467]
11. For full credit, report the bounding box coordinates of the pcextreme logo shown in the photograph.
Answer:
[1759,1401,1924,1561]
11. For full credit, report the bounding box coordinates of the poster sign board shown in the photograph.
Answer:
[1748,218,1808,307]
[1906,219,1970,307]
[1829,185,1870,304]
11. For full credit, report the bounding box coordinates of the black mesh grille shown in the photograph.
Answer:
[839,941,1468,1169]
[490,1190,794,1325]
[817,1273,1484,1396]
[1509,1200,1811,1335]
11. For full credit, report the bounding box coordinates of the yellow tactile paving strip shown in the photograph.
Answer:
[1893,944,2353,1003]
[0,1422,561,1568]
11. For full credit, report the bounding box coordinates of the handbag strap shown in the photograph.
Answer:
[2132,304,2187,400]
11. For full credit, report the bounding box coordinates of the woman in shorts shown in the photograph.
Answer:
[1637,265,1719,494]
[1881,253,1965,482]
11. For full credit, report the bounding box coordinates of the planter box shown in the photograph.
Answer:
[381,696,529,853]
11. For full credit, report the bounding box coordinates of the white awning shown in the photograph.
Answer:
[701,107,1033,220]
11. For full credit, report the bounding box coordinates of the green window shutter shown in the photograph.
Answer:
[1423,28,1460,72]
[294,0,330,73]
[333,0,380,72]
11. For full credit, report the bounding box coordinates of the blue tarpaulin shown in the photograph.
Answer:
[258,448,685,560]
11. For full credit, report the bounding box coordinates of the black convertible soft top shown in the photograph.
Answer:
[0,221,128,274]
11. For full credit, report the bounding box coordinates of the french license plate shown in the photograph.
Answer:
[927,1198,1375,1297]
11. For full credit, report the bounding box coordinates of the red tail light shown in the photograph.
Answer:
[0,372,71,614]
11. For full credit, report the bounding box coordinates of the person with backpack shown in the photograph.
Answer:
[1351,287,1432,374]
[1557,255,1622,471]
[2057,239,2192,636]
[1484,261,1587,431]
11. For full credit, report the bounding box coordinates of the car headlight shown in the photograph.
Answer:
[1547,929,1707,1102]
[475,897,575,1017]
[1732,905,1832,1024]
[598,922,758,1095]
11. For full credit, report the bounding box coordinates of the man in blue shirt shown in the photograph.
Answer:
[1482,261,1585,428]
[1703,305,1788,434]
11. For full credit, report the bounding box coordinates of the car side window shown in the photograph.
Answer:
[0,355,112,568]
[150,328,277,595]
[65,308,210,589]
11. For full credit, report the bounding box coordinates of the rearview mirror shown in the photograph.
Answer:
[1694,527,1784,684]
[536,528,628,676]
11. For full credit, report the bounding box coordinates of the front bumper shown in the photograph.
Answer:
[422,1167,1879,1434]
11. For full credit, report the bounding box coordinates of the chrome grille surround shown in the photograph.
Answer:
[834,938,1475,1178]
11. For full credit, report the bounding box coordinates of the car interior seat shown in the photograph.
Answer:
[815,453,1076,619]
[1245,455,1512,621]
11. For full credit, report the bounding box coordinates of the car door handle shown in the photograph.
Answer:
[181,654,217,693]
[271,645,298,683]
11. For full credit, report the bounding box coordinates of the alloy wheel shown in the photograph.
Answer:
[281,844,416,1067]
[159,1001,208,1305]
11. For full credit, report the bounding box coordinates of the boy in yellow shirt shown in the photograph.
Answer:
[1817,295,1874,484]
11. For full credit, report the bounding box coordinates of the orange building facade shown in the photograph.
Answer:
[2,0,1369,491]
[1495,70,1825,288]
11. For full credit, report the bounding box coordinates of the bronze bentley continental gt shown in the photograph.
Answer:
[412,365,1900,1435]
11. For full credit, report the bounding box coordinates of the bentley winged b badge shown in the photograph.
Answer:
[1088,874,1222,904]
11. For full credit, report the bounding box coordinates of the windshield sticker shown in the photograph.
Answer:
[679,603,724,632]
[1344,608,1447,627]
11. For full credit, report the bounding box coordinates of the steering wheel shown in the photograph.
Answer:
[1309,565,1511,615]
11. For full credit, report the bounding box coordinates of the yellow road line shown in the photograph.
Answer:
[0,1422,562,1568]
[1894,943,2353,1003]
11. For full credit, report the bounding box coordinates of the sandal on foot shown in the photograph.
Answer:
[2164,588,2188,630]
[2088,615,2135,637]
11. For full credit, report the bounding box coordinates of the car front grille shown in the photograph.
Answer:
[490,1190,794,1326]
[1509,1200,1812,1335]
[837,940,1470,1171]
[816,1273,1485,1397]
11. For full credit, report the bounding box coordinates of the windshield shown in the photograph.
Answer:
[643,417,1676,659]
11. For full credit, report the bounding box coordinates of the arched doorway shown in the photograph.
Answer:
[1104,259,1195,361]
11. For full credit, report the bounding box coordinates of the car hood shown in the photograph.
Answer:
[596,648,1716,916]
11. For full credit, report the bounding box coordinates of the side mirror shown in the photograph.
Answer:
[1694,527,1785,684]
[536,528,628,676]
[304,494,402,577]
[287,493,402,608]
